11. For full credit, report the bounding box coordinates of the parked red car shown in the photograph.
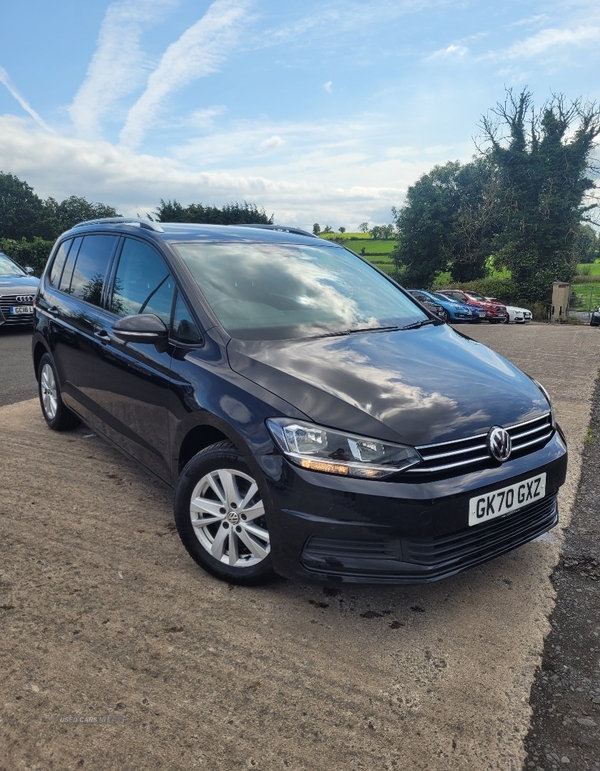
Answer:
[437,290,508,323]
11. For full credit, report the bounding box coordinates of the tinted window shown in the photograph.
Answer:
[174,241,426,340]
[70,235,117,306]
[48,240,73,287]
[58,237,82,294]
[172,293,202,344]
[111,238,175,324]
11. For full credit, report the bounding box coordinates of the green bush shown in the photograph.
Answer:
[0,237,53,277]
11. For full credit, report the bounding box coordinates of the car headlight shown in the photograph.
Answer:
[533,379,556,428]
[266,418,422,479]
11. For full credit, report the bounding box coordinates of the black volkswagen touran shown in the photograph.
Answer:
[32,219,567,585]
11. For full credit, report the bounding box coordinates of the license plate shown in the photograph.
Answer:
[478,311,486,317]
[468,473,546,526]
[10,306,33,315]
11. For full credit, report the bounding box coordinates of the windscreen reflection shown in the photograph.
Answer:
[175,241,426,340]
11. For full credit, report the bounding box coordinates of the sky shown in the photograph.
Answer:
[0,0,599,231]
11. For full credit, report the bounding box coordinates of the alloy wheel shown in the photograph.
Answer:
[189,468,270,568]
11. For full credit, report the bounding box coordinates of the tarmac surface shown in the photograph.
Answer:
[0,322,599,771]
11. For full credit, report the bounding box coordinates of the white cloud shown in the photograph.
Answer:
[69,0,180,137]
[259,135,286,151]
[323,81,333,93]
[119,0,251,150]
[0,114,451,231]
[186,107,226,129]
[0,67,50,131]
[428,43,468,59]
[492,25,600,60]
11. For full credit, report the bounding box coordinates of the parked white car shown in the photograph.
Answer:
[486,298,532,324]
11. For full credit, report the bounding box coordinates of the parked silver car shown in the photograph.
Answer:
[0,252,39,327]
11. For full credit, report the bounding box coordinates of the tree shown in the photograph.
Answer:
[322,225,333,233]
[155,199,273,225]
[358,222,369,233]
[312,223,321,235]
[44,196,118,238]
[392,159,497,286]
[574,224,599,264]
[479,89,600,300]
[338,226,346,234]
[0,172,46,240]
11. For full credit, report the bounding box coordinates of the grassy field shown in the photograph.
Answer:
[571,282,600,309]
[319,233,397,273]
[320,236,600,298]
[576,262,600,276]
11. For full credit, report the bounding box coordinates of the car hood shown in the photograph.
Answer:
[227,325,549,446]
[0,275,39,293]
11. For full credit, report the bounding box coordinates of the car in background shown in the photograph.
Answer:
[437,289,508,323]
[32,218,567,587]
[432,292,486,322]
[0,252,39,328]
[409,289,479,323]
[486,298,532,324]
[406,289,446,320]
[422,290,483,323]
[590,307,600,327]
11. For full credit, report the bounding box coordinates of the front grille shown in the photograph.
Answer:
[0,294,35,323]
[406,493,557,567]
[301,493,558,581]
[413,413,554,475]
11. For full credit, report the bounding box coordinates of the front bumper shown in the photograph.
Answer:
[256,431,567,584]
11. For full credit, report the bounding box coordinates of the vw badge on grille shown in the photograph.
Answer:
[488,426,512,462]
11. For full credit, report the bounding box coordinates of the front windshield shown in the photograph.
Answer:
[0,253,24,277]
[174,240,427,340]
[467,291,487,301]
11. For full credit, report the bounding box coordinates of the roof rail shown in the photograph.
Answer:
[70,217,164,232]
[233,223,318,238]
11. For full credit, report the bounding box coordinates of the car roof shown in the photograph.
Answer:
[63,218,325,247]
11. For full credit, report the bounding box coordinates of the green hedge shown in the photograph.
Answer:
[0,237,53,277]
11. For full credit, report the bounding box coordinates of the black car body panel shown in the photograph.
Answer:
[32,219,568,584]
[227,326,548,446]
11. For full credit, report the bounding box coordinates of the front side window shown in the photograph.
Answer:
[174,240,426,340]
[172,293,202,344]
[111,238,175,324]
[69,235,117,306]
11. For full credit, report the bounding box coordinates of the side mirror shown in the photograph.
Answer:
[25,267,34,275]
[112,313,168,345]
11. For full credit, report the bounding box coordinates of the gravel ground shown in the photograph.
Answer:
[523,375,600,771]
[0,321,598,771]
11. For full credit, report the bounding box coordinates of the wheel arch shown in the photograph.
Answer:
[32,339,50,381]
[177,422,253,476]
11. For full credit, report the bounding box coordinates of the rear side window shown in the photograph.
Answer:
[111,238,175,324]
[69,235,117,306]
[48,239,73,287]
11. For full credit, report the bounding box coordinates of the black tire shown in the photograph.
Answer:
[38,353,80,431]
[174,441,275,585]
[438,308,449,323]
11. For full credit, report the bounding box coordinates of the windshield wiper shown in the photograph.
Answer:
[400,318,440,330]
[313,325,401,339]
